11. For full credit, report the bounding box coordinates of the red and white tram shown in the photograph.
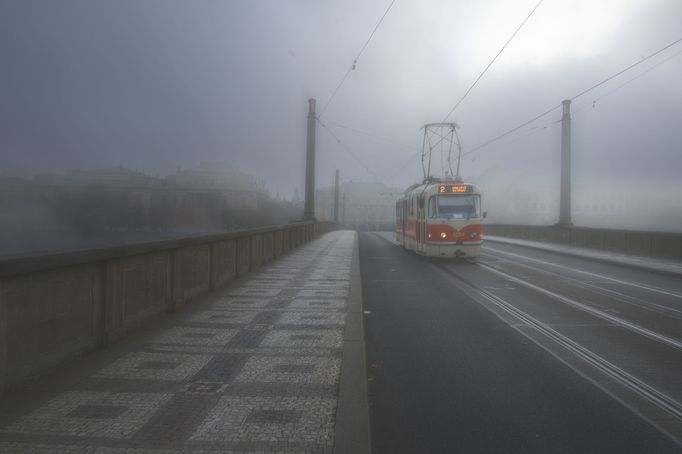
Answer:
[395,177,484,258]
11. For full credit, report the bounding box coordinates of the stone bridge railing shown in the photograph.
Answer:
[483,224,682,261]
[0,221,343,397]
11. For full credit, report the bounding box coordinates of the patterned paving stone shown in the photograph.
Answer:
[286,299,347,311]
[190,396,336,443]
[151,327,238,346]
[0,444,311,454]
[300,281,349,289]
[259,330,344,349]
[96,352,213,381]
[0,442,97,453]
[4,391,171,439]
[191,354,247,382]
[227,329,270,349]
[132,393,220,444]
[145,345,227,355]
[211,297,272,310]
[243,279,295,288]
[251,310,282,325]
[188,310,260,324]
[181,381,228,394]
[308,274,351,281]
[104,449,308,454]
[296,288,349,298]
[264,269,304,275]
[253,272,298,279]
[276,312,346,326]
[276,288,305,298]
[233,356,341,385]
[0,231,358,454]
[226,287,282,297]
[98,449,307,454]
[148,345,340,357]
[313,269,351,275]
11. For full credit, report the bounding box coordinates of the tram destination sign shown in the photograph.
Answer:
[438,184,472,194]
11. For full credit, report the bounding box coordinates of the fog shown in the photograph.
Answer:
[2,0,681,236]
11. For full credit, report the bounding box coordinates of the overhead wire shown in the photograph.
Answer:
[326,120,417,151]
[318,9,681,183]
[324,119,425,184]
[568,36,682,103]
[463,36,682,156]
[442,0,545,122]
[388,151,422,182]
[316,117,381,178]
[320,0,542,178]
[320,0,397,117]
[465,104,562,155]
[319,0,544,175]
[466,119,560,160]
[572,47,682,114]
[466,44,682,159]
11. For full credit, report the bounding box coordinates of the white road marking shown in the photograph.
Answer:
[483,245,682,299]
[478,262,682,351]
[481,250,682,319]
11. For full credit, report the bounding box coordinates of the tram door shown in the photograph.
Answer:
[417,196,426,254]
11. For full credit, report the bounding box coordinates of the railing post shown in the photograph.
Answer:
[96,262,108,348]
[208,242,216,292]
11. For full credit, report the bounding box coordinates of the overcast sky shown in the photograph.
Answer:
[2,0,681,219]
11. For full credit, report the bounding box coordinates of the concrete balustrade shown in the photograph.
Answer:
[484,224,682,261]
[0,221,342,397]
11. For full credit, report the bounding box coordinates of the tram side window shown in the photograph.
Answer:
[429,195,481,219]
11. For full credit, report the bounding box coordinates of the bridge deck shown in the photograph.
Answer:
[0,230,368,454]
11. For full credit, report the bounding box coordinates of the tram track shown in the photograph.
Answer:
[481,248,682,321]
[363,232,682,450]
[476,260,682,351]
[437,262,682,446]
[482,246,682,300]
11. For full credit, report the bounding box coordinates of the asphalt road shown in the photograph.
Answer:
[360,232,682,454]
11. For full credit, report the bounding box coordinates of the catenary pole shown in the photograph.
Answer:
[342,192,346,225]
[558,99,572,226]
[333,169,340,222]
[303,99,317,220]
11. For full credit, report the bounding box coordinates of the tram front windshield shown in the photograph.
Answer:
[429,195,480,219]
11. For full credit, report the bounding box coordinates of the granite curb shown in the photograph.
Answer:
[333,232,371,454]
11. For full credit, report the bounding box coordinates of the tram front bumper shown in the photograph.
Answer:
[421,241,482,258]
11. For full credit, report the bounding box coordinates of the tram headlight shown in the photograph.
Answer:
[440,232,447,239]
[470,232,477,239]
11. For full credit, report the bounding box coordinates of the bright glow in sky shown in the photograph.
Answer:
[454,0,650,71]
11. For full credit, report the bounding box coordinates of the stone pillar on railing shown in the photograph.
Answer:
[250,234,263,272]
[237,237,250,277]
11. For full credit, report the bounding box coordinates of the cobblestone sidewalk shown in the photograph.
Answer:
[0,231,359,454]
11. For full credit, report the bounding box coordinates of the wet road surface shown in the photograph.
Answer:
[361,232,682,454]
